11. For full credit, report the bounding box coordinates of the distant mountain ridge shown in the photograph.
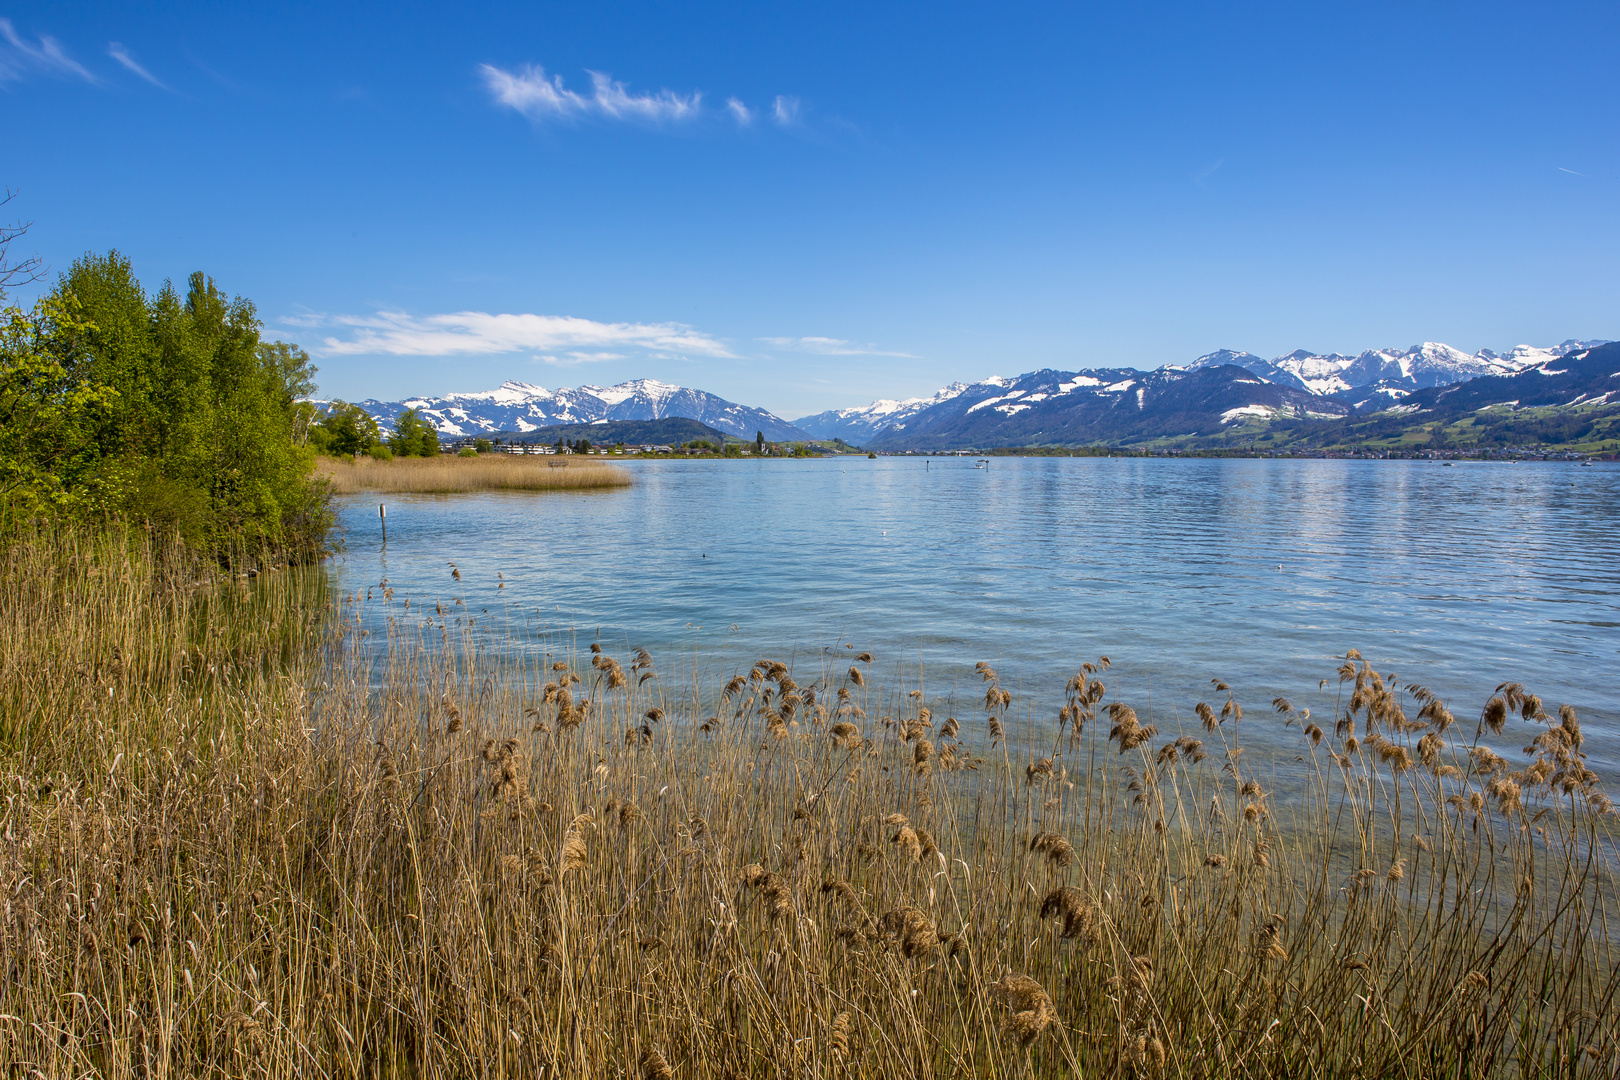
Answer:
[349,339,1610,453]
[858,366,1350,450]
[356,379,810,442]
[500,417,732,447]
[1256,341,1620,452]
[793,339,1610,447]
[1186,340,1608,413]
[792,383,972,445]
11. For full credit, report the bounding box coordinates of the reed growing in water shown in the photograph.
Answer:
[317,453,631,494]
[0,527,1614,1078]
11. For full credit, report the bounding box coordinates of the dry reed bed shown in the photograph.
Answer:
[1,530,1617,1079]
[317,454,631,494]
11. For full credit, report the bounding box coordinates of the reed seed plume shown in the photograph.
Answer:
[993,974,1059,1048]
[640,1047,675,1080]
[830,1011,851,1062]
[1029,830,1077,868]
[561,812,593,873]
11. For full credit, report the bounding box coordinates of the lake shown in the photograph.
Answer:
[331,456,1620,770]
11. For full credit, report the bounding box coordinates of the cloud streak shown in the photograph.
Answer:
[108,43,166,88]
[481,63,700,122]
[301,310,735,360]
[772,95,800,125]
[480,61,806,133]
[0,18,97,83]
[761,336,914,357]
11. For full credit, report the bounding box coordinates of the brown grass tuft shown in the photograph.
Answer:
[318,453,631,493]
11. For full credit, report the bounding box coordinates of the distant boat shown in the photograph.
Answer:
[1580,461,1594,467]
[1442,462,1455,466]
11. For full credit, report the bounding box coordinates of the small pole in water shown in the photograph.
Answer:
[379,502,386,544]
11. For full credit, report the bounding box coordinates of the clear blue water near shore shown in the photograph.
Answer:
[330,457,1620,770]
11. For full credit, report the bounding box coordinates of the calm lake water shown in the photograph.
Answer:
[331,457,1620,769]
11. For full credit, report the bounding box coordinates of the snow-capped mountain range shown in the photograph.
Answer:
[347,339,1610,451]
[790,382,971,444]
[1184,340,1608,413]
[793,340,1610,443]
[845,365,1351,450]
[355,379,810,442]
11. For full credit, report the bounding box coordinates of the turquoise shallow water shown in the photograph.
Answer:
[331,457,1620,768]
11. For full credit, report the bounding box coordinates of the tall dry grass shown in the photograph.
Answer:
[1,529,1616,1078]
[317,454,631,494]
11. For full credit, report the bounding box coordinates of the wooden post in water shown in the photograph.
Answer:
[379,502,386,544]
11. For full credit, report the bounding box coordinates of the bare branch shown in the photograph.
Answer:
[0,189,46,295]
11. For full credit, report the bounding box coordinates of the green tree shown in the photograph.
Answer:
[388,408,440,457]
[313,402,382,457]
[755,430,764,454]
[0,295,117,515]
[4,251,331,555]
[474,438,492,454]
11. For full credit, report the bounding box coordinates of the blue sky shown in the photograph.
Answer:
[3,1,1616,417]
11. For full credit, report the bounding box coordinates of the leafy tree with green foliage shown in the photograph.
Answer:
[388,408,440,457]
[473,438,492,454]
[755,430,764,454]
[0,294,117,512]
[0,246,331,558]
[310,401,383,457]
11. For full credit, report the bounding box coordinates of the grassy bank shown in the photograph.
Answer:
[317,453,632,494]
[1,531,1616,1078]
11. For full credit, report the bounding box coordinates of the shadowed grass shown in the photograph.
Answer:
[1,528,1615,1078]
[317,453,631,493]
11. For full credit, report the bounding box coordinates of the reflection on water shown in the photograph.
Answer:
[330,457,1620,768]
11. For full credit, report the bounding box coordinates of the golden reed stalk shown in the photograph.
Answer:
[317,453,631,494]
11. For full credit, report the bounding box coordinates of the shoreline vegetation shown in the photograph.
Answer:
[5,241,1618,1075]
[2,526,1615,1078]
[317,453,632,494]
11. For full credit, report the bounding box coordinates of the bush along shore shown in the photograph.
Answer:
[1,527,1615,1078]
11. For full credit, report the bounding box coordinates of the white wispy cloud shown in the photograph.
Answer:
[772,95,800,125]
[0,18,97,83]
[761,336,914,358]
[301,310,735,360]
[480,63,700,122]
[726,97,753,125]
[538,350,628,367]
[1193,158,1223,186]
[107,42,165,88]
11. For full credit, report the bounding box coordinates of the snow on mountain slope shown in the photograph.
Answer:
[792,382,970,443]
[1189,340,1610,407]
[355,379,810,441]
[860,365,1349,450]
[807,340,1608,449]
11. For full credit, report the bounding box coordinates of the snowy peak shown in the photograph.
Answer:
[356,379,809,441]
[855,363,1349,450]
[1188,339,1612,406]
[792,382,971,443]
